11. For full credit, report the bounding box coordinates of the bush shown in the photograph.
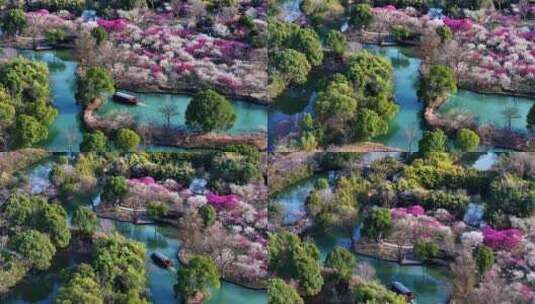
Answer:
[456,128,480,152]
[80,131,108,152]
[45,29,65,45]
[414,240,439,262]
[185,89,237,132]
[268,278,303,304]
[418,65,457,104]
[115,128,140,151]
[147,201,169,219]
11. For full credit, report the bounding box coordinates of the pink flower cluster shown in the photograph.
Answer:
[128,176,169,193]
[206,192,241,210]
[483,226,523,251]
[97,18,128,32]
[391,204,425,217]
[129,176,156,185]
[443,17,473,32]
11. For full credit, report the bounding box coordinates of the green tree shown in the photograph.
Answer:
[91,27,108,45]
[350,4,373,30]
[391,25,411,40]
[295,254,323,296]
[268,278,303,304]
[75,67,115,105]
[414,240,439,262]
[146,201,169,219]
[324,247,357,282]
[15,114,48,147]
[10,230,56,271]
[185,89,237,132]
[325,30,347,56]
[300,113,314,132]
[353,109,389,140]
[315,80,357,122]
[72,207,99,237]
[418,65,457,104]
[455,128,480,152]
[102,176,128,205]
[298,131,318,151]
[0,100,15,127]
[115,128,140,151]
[354,281,406,304]
[418,129,448,153]
[45,29,65,45]
[315,178,329,190]
[436,25,453,42]
[527,103,535,131]
[80,131,108,152]
[199,204,216,227]
[474,245,494,275]
[268,231,323,296]
[1,9,26,36]
[175,255,221,298]
[3,193,43,226]
[290,28,323,66]
[92,233,147,300]
[488,174,535,219]
[361,207,392,241]
[55,264,103,304]
[272,49,311,85]
[37,203,71,248]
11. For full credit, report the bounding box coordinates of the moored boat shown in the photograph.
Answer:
[112,92,140,105]
[151,252,174,268]
[391,281,415,302]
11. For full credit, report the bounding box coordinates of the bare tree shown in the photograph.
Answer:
[501,105,521,130]
[403,124,417,151]
[450,249,477,301]
[158,102,179,132]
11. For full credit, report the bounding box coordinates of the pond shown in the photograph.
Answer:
[270,2,535,151]
[20,50,267,152]
[273,162,453,304]
[3,160,268,304]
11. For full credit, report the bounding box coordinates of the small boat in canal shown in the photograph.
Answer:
[391,281,415,302]
[112,91,140,105]
[151,252,174,268]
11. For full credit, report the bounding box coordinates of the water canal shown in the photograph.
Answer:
[3,160,268,304]
[20,50,267,152]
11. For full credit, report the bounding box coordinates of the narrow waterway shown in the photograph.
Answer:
[272,154,456,304]
[3,160,267,304]
[20,50,267,152]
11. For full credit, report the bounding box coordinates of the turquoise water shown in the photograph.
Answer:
[20,50,267,152]
[438,90,533,132]
[3,160,267,304]
[274,168,453,304]
[267,3,535,151]
[97,92,267,135]
[368,46,425,151]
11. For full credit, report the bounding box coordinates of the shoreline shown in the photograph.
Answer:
[83,98,267,151]
[3,43,268,105]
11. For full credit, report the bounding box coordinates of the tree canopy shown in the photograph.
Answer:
[75,67,115,105]
[362,207,392,241]
[185,89,237,132]
[115,128,140,151]
[175,255,221,298]
[268,278,303,304]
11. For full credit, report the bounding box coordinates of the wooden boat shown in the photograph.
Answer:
[150,252,174,268]
[391,281,415,302]
[112,92,140,105]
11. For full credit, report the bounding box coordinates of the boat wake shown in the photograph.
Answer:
[137,102,148,107]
